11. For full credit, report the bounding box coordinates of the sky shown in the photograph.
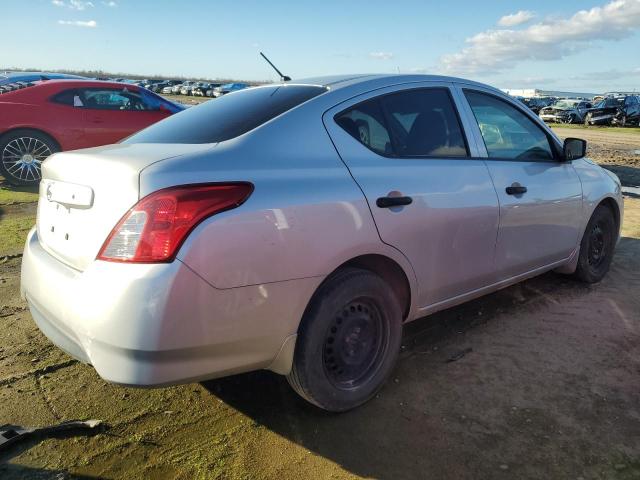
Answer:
[1,0,640,93]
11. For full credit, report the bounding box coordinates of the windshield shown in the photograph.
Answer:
[125,84,327,144]
[594,98,624,108]
[552,101,578,109]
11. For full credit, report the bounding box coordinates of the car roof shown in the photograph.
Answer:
[33,79,143,89]
[290,73,502,93]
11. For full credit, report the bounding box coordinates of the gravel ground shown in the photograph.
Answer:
[0,127,639,479]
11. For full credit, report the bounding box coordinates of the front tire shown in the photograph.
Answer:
[287,268,402,412]
[0,129,59,186]
[574,205,616,283]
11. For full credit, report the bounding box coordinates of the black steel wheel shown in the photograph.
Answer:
[574,205,616,283]
[287,268,402,412]
[322,298,387,390]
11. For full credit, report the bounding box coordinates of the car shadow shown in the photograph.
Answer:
[0,176,39,194]
[200,252,619,479]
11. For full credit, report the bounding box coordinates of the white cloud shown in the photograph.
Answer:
[58,19,97,27]
[102,1,117,6]
[52,0,95,10]
[440,0,640,75]
[369,51,394,60]
[498,10,536,27]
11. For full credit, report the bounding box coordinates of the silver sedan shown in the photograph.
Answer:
[21,74,623,411]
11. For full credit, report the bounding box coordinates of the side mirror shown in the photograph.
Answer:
[563,137,587,161]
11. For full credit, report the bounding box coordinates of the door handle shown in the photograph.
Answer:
[505,183,527,195]
[376,196,413,208]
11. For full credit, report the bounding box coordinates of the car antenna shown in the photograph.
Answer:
[260,52,291,82]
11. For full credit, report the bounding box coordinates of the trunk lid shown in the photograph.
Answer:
[37,143,213,271]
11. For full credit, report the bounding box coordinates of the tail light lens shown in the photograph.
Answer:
[98,183,253,263]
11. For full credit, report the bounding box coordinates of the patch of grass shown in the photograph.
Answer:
[0,209,35,254]
[551,124,640,134]
[0,184,39,206]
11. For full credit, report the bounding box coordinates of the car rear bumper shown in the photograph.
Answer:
[21,227,321,386]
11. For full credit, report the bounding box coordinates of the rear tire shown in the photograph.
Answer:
[573,205,616,283]
[0,129,59,186]
[287,268,402,412]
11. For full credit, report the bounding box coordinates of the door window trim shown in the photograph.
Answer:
[333,86,471,160]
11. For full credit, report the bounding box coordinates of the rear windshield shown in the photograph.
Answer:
[124,85,327,144]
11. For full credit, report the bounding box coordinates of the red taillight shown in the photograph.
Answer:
[97,183,253,263]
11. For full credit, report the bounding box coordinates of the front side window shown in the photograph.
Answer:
[80,88,150,111]
[335,88,468,158]
[464,90,555,161]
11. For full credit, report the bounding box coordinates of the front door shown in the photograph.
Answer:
[324,84,500,308]
[79,87,167,147]
[459,87,583,279]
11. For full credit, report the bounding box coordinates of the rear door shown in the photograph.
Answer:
[457,86,582,279]
[324,83,500,308]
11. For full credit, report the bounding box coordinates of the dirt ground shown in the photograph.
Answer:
[1,127,639,479]
[553,126,640,188]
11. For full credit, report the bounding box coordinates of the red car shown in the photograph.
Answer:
[0,80,184,185]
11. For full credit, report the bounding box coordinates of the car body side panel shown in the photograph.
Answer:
[142,106,419,318]
[572,158,624,238]
[453,83,584,277]
[482,160,583,277]
[321,82,500,308]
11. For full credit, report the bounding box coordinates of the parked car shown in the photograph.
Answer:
[0,80,184,185]
[539,99,593,123]
[175,81,197,95]
[212,82,250,97]
[0,71,86,86]
[192,83,211,97]
[150,81,180,94]
[180,85,194,96]
[21,74,622,412]
[205,83,222,97]
[170,82,187,94]
[584,95,640,126]
[521,97,554,115]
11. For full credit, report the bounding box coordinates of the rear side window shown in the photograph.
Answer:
[51,89,78,106]
[380,89,467,157]
[335,98,391,155]
[335,88,468,158]
[125,85,327,144]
